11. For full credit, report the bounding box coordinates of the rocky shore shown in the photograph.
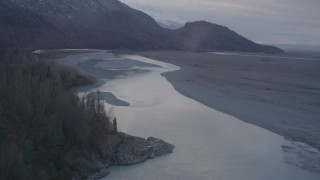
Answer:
[70,133,174,180]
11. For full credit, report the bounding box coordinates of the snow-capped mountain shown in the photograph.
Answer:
[157,19,184,30]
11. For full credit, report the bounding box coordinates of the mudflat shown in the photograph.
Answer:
[140,51,320,150]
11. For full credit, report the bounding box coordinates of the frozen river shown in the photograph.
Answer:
[56,50,320,180]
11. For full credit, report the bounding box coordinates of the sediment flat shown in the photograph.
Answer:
[140,51,320,150]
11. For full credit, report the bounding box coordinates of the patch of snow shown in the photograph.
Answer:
[157,19,184,30]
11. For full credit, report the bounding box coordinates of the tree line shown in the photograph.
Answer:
[0,48,117,179]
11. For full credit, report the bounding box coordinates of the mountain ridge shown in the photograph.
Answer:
[174,21,283,53]
[1,0,284,53]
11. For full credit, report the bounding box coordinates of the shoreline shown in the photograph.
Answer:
[41,49,320,176]
[138,51,320,150]
[35,50,175,179]
[138,51,320,174]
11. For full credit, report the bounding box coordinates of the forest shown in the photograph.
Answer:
[0,48,117,179]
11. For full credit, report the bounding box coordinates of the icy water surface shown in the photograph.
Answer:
[57,51,320,180]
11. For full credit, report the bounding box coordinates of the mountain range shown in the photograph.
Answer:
[0,0,283,53]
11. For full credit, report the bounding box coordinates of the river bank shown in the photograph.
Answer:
[139,51,320,149]
[33,50,175,179]
[54,50,320,179]
[138,51,320,174]
[70,133,174,180]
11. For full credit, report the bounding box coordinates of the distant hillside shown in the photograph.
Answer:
[0,0,60,49]
[173,21,283,53]
[0,0,283,53]
[1,0,169,50]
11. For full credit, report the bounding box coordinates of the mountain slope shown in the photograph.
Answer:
[3,0,170,50]
[173,21,283,53]
[1,0,283,53]
[0,0,62,49]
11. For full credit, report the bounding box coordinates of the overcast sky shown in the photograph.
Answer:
[121,0,320,46]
